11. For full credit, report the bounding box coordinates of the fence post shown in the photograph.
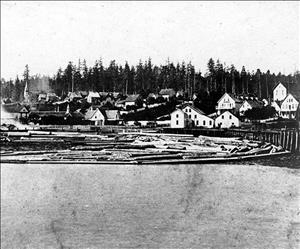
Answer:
[296,130,299,152]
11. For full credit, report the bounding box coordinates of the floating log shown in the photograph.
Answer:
[133,154,183,161]
[139,151,291,165]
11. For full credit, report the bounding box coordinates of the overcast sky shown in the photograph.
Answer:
[1,1,299,80]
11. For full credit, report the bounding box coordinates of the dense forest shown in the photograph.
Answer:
[1,58,300,106]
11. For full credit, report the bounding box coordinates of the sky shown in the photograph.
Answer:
[1,1,299,80]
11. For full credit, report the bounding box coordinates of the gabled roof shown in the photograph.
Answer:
[171,108,189,118]
[87,91,100,98]
[111,92,122,99]
[228,93,243,103]
[159,88,175,96]
[99,92,110,97]
[218,93,243,104]
[2,103,28,113]
[181,103,205,115]
[68,92,82,98]
[281,93,299,104]
[84,108,103,120]
[216,110,239,119]
[242,99,264,109]
[125,94,140,102]
[273,82,287,91]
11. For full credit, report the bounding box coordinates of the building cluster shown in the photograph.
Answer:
[170,82,299,129]
[1,82,299,128]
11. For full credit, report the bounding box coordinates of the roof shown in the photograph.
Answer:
[281,93,299,104]
[273,82,287,91]
[99,92,110,98]
[84,108,104,120]
[2,103,29,113]
[72,111,85,119]
[217,93,244,105]
[181,103,205,115]
[147,93,158,98]
[47,92,57,96]
[217,110,239,119]
[105,110,120,120]
[88,91,100,98]
[246,100,264,108]
[111,92,122,98]
[30,111,68,117]
[208,112,218,118]
[68,92,82,98]
[159,88,176,96]
[125,94,140,102]
[53,100,69,105]
[115,99,125,105]
[79,91,88,96]
[171,108,189,118]
[228,93,243,103]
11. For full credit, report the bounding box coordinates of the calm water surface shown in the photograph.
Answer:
[1,161,300,249]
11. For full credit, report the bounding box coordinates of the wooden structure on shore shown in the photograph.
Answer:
[163,128,300,153]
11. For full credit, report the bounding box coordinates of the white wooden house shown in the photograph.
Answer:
[215,111,240,128]
[170,109,189,128]
[182,104,214,128]
[273,82,287,101]
[84,108,105,126]
[124,94,141,108]
[87,91,101,103]
[38,93,47,102]
[216,93,242,115]
[159,88,176,101]
[279,94,299,119]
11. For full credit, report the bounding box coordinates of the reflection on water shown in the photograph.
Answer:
[1,163,300,249]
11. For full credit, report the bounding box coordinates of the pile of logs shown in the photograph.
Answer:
[0,131,289,164]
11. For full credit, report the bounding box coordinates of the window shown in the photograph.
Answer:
[196,120,199,125]
[189,108,191,113]
[203,120,206,125]
[209,121,212,125]
[229,115,232,119]
[176,120,179,125]
[176,114,179,118]
[194,115,197,119]
[188,115,191,119]
[222,115,224,119]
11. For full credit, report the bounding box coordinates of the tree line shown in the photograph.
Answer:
[1,58,300,105]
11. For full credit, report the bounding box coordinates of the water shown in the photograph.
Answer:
[1,162,300,249]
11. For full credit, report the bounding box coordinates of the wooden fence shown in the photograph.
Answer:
[163,128,300,153]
